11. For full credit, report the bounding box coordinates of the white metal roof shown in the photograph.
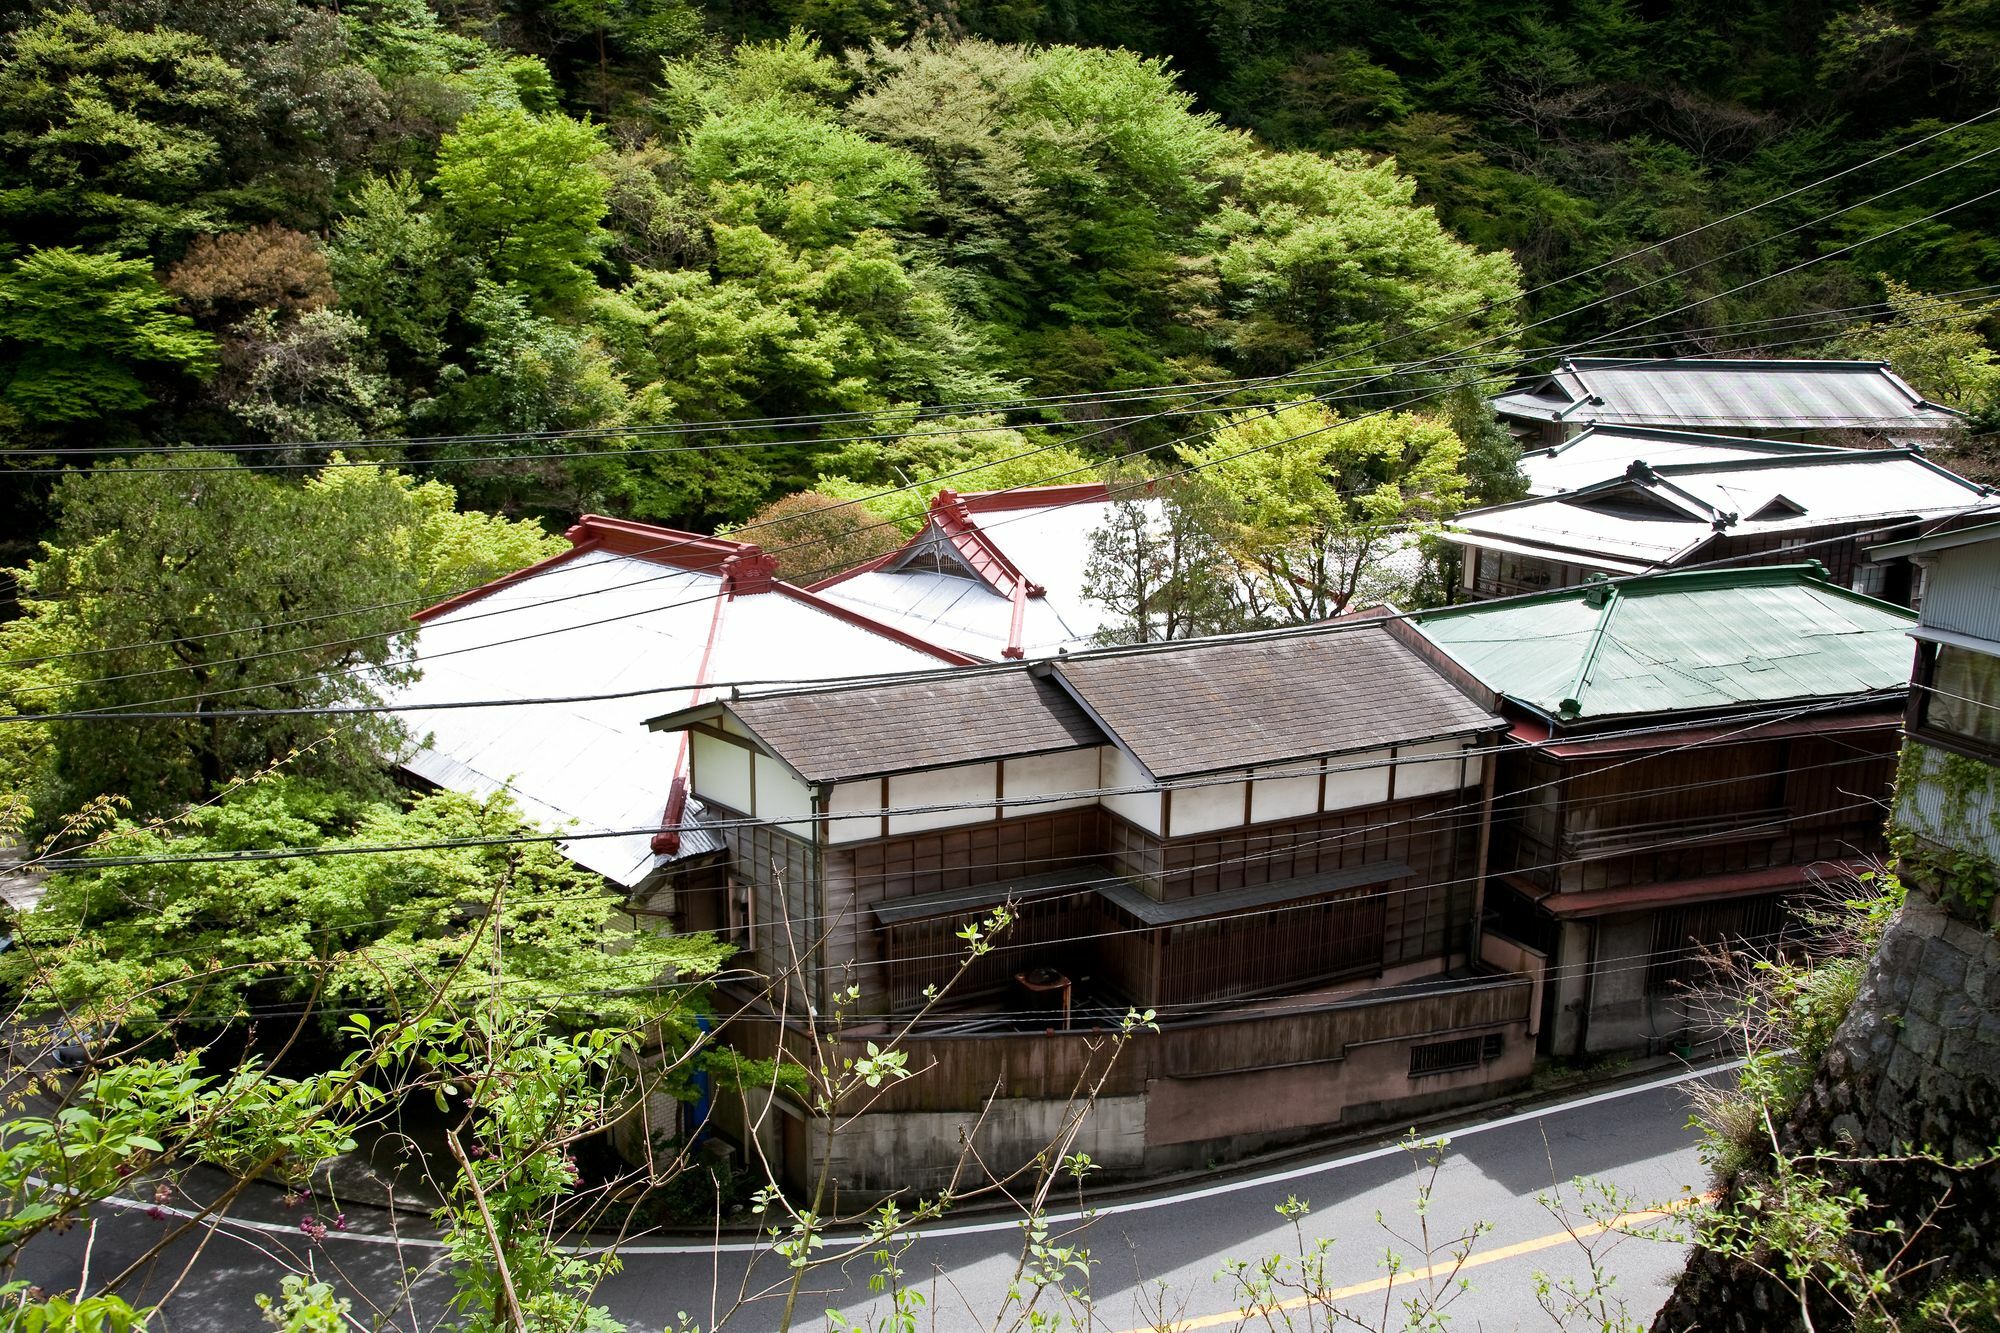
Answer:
[1492,358,1965,432]
[1451,450,1998,570]
[818,492,1159,658]
[388,545,954,886]
[1520,425,1846,496]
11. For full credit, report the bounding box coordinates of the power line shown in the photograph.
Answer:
[16,740,1894,969]
[23,692,1893,874]
[9,103,1993,668]
[9,144,1996,723]
[1,295,1983,696]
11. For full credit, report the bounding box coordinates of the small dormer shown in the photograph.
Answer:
[1748,494,1807,521]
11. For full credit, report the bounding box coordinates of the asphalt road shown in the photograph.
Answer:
[15,1063,1727,1332]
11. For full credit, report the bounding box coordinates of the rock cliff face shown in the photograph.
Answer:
[1653,888,2000,1332]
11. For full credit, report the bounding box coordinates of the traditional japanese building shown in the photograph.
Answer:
[1446,447,1996,604]
[1411,564,1916,1056]
[810,483,1153,660]
[387,515,973,904]
[644,618,1541,1190]
[1490,357,1964,447]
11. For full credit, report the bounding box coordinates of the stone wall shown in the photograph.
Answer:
[1652,887,2000,1331]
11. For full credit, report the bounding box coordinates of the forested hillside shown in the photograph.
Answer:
[4,0,1997,542]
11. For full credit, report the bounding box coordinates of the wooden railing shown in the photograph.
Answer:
[1559,806,1791,859]
[825,972,1536,1114]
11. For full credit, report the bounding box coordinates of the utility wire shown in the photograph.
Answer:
[10,101,1995,663]
[10,140,1998,723]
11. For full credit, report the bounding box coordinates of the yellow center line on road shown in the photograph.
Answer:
[1122,1193,1715,1333]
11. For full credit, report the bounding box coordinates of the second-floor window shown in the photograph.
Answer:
[1920,644,2000,754]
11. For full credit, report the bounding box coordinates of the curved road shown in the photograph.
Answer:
[16,1063,1729,1331]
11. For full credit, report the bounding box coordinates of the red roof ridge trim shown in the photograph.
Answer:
[931,490,1045,601]
[412,514,774,623]
[774,584,981,666]
[957,482,1111,512]
[653,588,732,856]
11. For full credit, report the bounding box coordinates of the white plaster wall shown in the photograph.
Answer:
[825,780,885,845]
[1171,773,1248,835]
[1250,765,1322,823]
[690,730,752,813]
[887,762,996,835]
[1397,738,1472,798]
[999,749,1099,818]
[1323,746,1393,812]
[754,752,814,838]
[1099,746,1162,832]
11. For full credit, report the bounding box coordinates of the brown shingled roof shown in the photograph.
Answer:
[1049,624,1502,780]
[725,669,1103,784]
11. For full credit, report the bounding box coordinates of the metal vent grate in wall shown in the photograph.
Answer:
[1408,1033,1504,1078]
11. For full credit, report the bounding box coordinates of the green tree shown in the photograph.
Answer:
[433,107,612,310]
[0,10,248,253]
[1840,275,2000,415]
[3,778,728,1031]
[1081,477,1247,644]
[0,247,215,429]
[734,489,903,580]
[813,420,1099,534]
[1180,402,1471,621]
[325,172,461,376]
[12,454,421,817]
[305,461,564,599]
[1201,150,1523,380]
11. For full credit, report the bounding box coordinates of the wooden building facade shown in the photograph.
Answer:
[1415,566,1917,1057]
[648,619,1542,1189]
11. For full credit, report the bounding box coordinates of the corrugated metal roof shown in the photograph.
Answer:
[387,544,954,885]
[1491,357,1965,431]
[1451,449,1998,570]
[1521,425,1847,496]
[1411,565,1916,722]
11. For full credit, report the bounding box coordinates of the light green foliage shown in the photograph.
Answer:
[3,777,730,1031]
[656,29,850,133]
[1203,151,1523,379]
[325,172,459,372]
[0,11,247,253]
[256,1277,352,1332]
[0,1048,358,1329]
[306,462,564,599]
[1,1289,151,1331]
[1841,276,2000,415]
[422,1000,642,1331]
[0,248,215,428]
[434,107,612,310]
[813,422,1097,534]
[679,97,931,248]
[1179,402,1471,621]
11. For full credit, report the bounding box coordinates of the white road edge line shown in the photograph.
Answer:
[79,1057,1741,1257]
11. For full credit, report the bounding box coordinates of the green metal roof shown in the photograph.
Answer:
[1410,565,1916,723]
